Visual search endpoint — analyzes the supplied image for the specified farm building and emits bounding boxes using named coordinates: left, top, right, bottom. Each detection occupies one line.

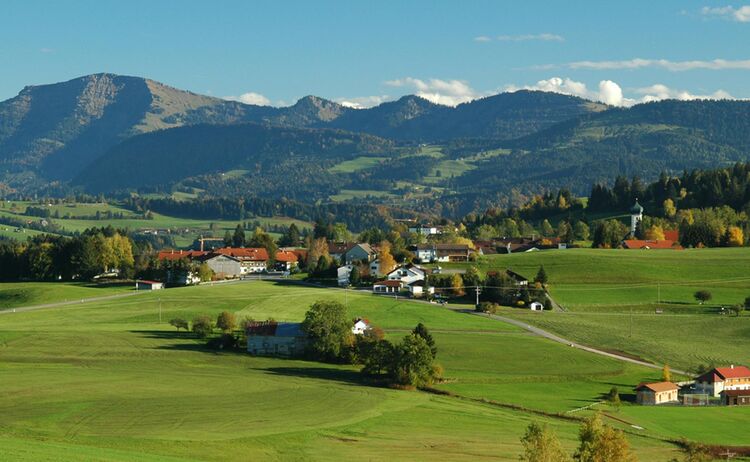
left=529, top=301, right=544, bottom=311
left=352, top=319, right=370, bottom=335
left=695, top=365, right=750, bottom=397
left=721, top=389, right=750, bottom=406
left=414, top=244, right=471, bottom=263
left=246, top=321, right=307, bottom=357
left=198, top=253, right=242, bottom=279
left=635, top=382, right=679, bottom=405
left=135, top=280, right=164, bottom=291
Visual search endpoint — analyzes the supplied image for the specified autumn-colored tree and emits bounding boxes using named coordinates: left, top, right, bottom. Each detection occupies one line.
left=662, top=364, right=671, bottom=382
left=663, top=198, right=676, bottom=218
left=451, top=273, right=465, bottom=297
left=574, top=413, right=636, bottom=462
left=307, top=237, right=330, bottom=268
left=519, top=422, right=570, bottom=462
left=216, top=311, right=237, bottom=333
left=644, top=225, right=665, bottom=241
left=378, top=240, right=397, bottom=275
left=726, top=226, right=744, bottom=247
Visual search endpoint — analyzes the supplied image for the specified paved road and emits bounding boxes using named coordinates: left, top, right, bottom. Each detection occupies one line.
left=469, top=310, right=688, bottom=375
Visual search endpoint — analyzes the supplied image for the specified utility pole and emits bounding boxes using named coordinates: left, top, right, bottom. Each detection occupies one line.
left=158, top=296, right=162, bottom=324
left=657, top=283, right=661, bottom=305
left=475, top=286, right=481, bottom=309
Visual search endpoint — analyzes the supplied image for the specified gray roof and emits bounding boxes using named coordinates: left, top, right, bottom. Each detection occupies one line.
left=274, top=322, right=305, bottom=337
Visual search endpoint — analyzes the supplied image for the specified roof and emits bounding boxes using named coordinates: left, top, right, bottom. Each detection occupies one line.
left=246, top=321, right=304, bottom=337
left=722, top=389, right=750, bottom=397
left=663, top=230, right=679, bottom=241
left=136, top=280, right=162, bottom=285
left=409, top=280, right=427, bottom=287
left=351, top=243, right=376, bottom=255
left=697, top=366, right=750, bottom=382
left=636, top=381, right=679, bottom=392
left=275, top=250, right=299, bottom=263
left=374, top=280, right=402, bottom=287
left=631, top=200, right=644, bottom=214
left=157, top=250, right=209, bottom=261
left=623, top=239, right=682, bottom=250
left=214, top=247, right=269, bottom=261
left=505, top=269, right=528, bottom=282
left=328, top=242, right=355, bottom=255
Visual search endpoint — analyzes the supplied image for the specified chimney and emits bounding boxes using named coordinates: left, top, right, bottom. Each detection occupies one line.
left=731, top=364, right=735, bottom=369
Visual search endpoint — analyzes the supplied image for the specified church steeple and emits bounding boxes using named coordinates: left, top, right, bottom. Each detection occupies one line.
left=630, top=199, right=644, bottom=235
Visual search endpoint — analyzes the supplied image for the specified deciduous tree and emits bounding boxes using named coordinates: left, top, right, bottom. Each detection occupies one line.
left=519, top=422, right=570, bottom=462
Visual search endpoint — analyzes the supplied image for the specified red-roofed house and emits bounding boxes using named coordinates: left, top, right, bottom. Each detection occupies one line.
left=157, top=250, right=209, bottom=261
left=695, top=365, right=750, bottom=397
left=275, top=250, right=300, bottom=271
left=214, top=247, right=269, bottom=273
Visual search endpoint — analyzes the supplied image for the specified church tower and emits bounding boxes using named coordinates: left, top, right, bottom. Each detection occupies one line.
left=630, top=199, right=644, bottom=236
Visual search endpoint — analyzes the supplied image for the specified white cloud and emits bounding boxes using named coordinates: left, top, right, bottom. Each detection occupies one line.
left=223, top=92, right=271, bottom=106
left=505, top=77, right=737, bottom=107
left=477, top=33, right=564, bottom=42
left=335, top=95, right=391, bottom=109
left=565, top=58, right=750, bottom=71
left=634, top=84, right=735, bottom=102
left=701, top=5, right=750, bottom=22
left=385, top=77, right=480, bottom=106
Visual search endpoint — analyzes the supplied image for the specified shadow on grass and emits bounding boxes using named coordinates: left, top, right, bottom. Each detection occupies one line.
left=262, top=366, right=366, bottom=386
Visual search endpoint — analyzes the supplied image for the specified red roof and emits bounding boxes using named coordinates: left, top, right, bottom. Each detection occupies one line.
left=697, top=366, right=750, bottom=382
left=157, top=250, right=208, bottom=261
left=275, top=250, right=299, bottom=263
left=623, top=239, right=682, bottom=250
left=374, top=280, right=402, bottom=287
left=663, top=230, right=679, bottom=241
left=214, top=247, right=269, bottom=261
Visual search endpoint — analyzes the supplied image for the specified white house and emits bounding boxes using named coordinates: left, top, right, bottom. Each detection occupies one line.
left=337, top=265, right=354, bottom=287
left=408, top=280, right=434, bottom=297
left=529, top=301, right=544, bottom=311
left=414, top=244, right=470, bottom=263
left=694, top=365, right=750, bottom=397
left=136, top=280, right=164, bottom=290
left=409, top=224, right=440, bottom=235
left=352, top=318, right=370, bottom=335
left=369, top=259, right=382, bottom=277
left=386, top=264, right=426, bottom=285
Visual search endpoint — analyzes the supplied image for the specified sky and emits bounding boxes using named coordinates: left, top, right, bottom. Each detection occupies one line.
left=1, top=0, right=750, bottom=108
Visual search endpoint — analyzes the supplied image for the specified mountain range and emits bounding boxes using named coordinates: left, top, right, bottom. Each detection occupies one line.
left=1, top=73, right=750, bottom=214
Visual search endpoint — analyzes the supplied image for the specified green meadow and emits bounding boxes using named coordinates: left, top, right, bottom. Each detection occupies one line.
left=1, top=279, right=749, bottom=460
left=0, top=282, right=133, bottom=310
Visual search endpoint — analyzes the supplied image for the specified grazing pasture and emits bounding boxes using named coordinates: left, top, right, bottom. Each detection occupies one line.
left=2, top=279, right=749, bottom=460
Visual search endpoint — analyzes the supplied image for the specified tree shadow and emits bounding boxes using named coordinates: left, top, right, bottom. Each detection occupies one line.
left=261, top=366, right=367, bottom=386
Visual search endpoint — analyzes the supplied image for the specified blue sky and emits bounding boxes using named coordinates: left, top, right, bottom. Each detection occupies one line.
left=1, top=0, right=749, bottom=107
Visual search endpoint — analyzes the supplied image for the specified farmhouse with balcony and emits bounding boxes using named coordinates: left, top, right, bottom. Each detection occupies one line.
left=414, top=243, right=470, bottom=263
left=694, top=365, right=750, bottom=397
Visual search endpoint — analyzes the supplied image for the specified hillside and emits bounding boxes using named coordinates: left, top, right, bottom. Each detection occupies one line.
left=75, top=123, right=394, bottom=194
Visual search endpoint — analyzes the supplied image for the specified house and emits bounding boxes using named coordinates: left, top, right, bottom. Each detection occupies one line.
left=157, top=249, right=209, bottom=261
left=529, top=301, right=544, bottom=311
left=505, top=269, right=529, bottom=286
left=408, top=280, right=434, bottom=297
left=274, top=250, right=299, bottom=271
left=373, top=280, right=402, bottom=294
left=408, top=224, right=440, bottom=235
left=214, top=247, right=269, bottom=273
left=386, top=264, right=426, bottom=285
left=414, top=244, right=470, bottom=263
left=721, top=389, right=750, bottom=406
left=328, top=242, right=352, bottom=262
left=635, top=382, right=680, bottom=405
left=197, top=253, right=243, bottom=279
left=136, top=280, right=164, bottom=291
left=246, top=321, right=307, bottom=357
left=337, top=264, right=354, bottom=287
left=345, top=243, right=376, bottom=264
left=352, top=318, right=370, bottom=335
left=369, top=259, right=382, bottom=277
left=695, top=365, right=750, bottom=397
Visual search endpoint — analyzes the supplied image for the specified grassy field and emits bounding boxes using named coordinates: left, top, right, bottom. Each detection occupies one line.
left=328, top=156, right=387, bottom=173
left=0, top=201, right=312, bottom=247
left=0, top=281, right=707, bottom=461
left=0, top=282, right=133, bottom=310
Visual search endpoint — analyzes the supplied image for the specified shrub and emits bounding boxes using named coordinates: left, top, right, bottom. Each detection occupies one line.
left=476, top=301, right=500, bottom=314
left=216, top=311, right=237, bottom=333
left=192, top=315, right=214, bottom=338
left=169, top=318, right=189, bottom=331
